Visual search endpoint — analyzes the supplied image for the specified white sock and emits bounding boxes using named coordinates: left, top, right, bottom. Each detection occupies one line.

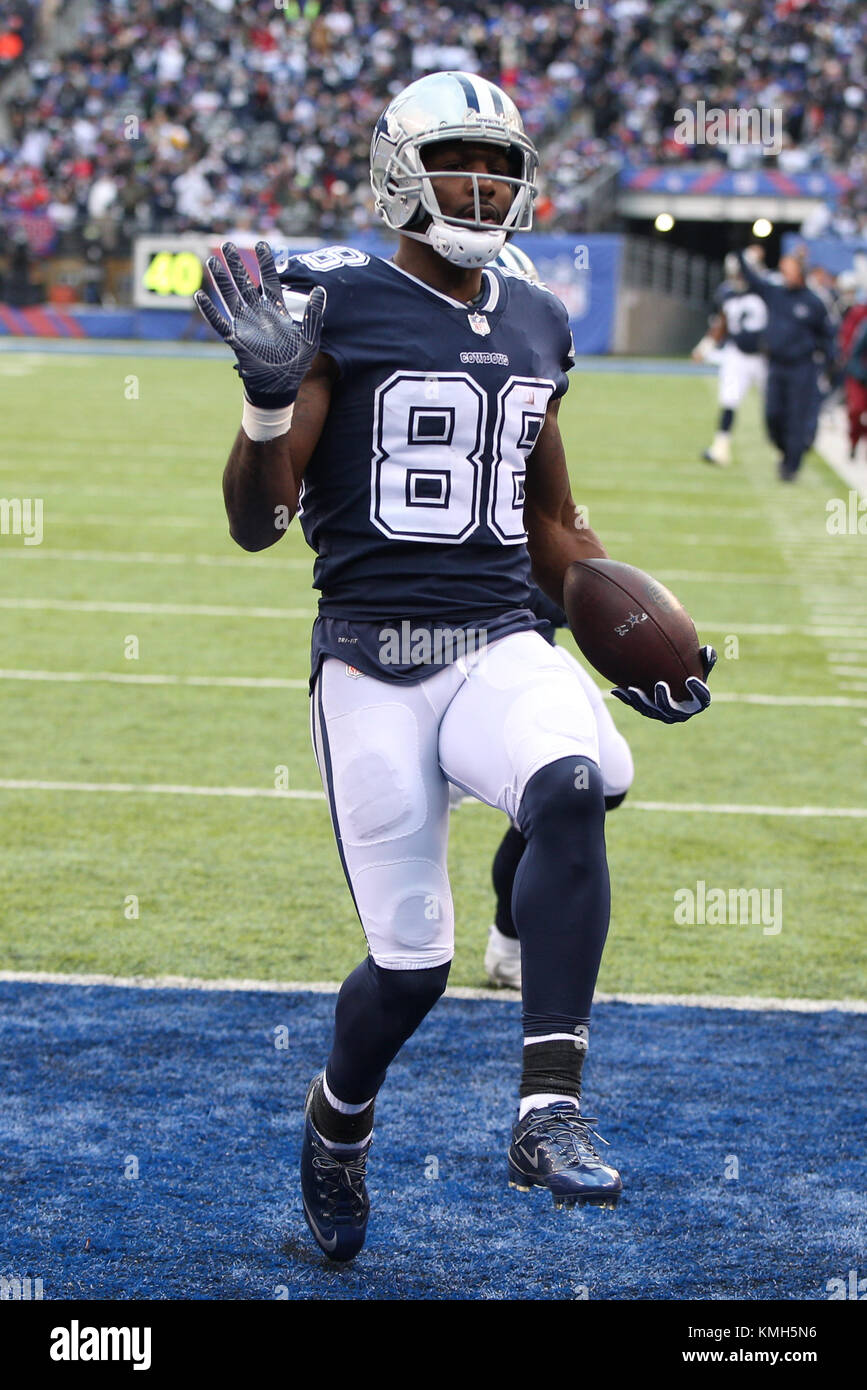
left=323, top=1075, right=374, bottom=1114
left=316, top=1129, right=373, bottom=1153
left=519, top=1093, right=580, bottom=1120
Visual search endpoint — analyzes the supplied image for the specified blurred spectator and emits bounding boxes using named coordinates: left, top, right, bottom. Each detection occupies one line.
left=0, top=1, right=33, bottom=69
left=839, top=282, right=867, bottom=459
left=1, top=0, right=865, bottom=266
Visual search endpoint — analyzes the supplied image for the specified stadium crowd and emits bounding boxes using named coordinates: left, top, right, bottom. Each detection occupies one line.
left=1, top=0, right=866, bottom=258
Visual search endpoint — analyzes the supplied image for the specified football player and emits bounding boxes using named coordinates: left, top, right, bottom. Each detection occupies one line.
left=693, top=252, right=768, bottom=467
left=196, top=70, right=715, bottom=1262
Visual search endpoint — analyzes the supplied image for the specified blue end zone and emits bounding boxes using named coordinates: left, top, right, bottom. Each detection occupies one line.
left=1, top=982, right=863, bottom=1301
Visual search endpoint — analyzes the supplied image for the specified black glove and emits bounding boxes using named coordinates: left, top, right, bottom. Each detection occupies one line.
left=195, top=240, right=326, bottom=407
left=611, top=646, right=717, bottom=724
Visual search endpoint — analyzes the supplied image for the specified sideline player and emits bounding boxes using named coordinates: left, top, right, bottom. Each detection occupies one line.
left=693, top=252, right=767, bottom=467
left=196, top=71, right=715, bottom=1261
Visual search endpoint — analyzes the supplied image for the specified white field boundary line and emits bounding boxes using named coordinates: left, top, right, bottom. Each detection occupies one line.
left=2, top=671, right=866, bottom=708
left=1, top=779, right=866, bottom=817
left=3, top=598, right=867, bottom=640
left=0, top=969, right=862, bottom=1014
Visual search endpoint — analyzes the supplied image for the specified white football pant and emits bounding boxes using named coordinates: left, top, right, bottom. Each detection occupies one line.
left=718, top=343, right=767, bottom=411
left=310, top=629, right=605, bottom=972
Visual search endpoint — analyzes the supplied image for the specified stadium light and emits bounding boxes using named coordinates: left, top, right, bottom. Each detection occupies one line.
left=752, top=218, right=773, bottom=238
left=654, top=212, right=675, bottom=233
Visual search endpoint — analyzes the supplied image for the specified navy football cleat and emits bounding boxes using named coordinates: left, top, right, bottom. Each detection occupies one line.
left=300, top=1074, right=372, bottom=1262
left=508, top=1102, right=622, bottom=1210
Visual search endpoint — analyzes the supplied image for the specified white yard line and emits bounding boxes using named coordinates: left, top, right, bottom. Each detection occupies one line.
left=0, top=598, right=313, bottom=619
left=706, top=693, right=867, bottom=707
left=2, top=599, right=867, bottom=642
left=0, top=779, right=322, bottom=798
left=624, top=800, right=867, bottom=817
left=3, top=599, right=865, bottom=638
left=0, top=778, right=864, bottom=816
left=0, top=549, right=835, bottom=584
left=1, top=668, right=865, bottom=707
left=0, top=547, right=308, bottom=569
left=0, top=669, right=308, bottom=689
left=39, top=514, right=225, bottom=529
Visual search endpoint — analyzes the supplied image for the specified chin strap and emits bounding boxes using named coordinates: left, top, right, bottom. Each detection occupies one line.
left=402, top=221, right=508, bottom=269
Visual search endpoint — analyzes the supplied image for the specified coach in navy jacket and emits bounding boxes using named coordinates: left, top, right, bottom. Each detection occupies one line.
left=737, top=247, right=836, bottom=480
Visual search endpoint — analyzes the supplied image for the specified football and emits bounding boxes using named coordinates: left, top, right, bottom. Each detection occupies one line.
left=563, top=558, right=704, bottom=700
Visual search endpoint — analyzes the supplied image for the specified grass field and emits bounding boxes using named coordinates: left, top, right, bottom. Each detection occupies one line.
left=1, top=348, right=865, bottom=1001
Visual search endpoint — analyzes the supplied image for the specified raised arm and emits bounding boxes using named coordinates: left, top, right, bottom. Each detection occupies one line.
left=736, top=247, right=774, bottom=300
left=523, top=396, right=608, bottom=606
left=195, top=240, right=333, bottom=551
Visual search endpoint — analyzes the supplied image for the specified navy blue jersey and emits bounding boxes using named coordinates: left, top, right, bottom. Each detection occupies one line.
left=276, top=246, right=575, bottom=626
left=713, top=282, right=767, bottom=354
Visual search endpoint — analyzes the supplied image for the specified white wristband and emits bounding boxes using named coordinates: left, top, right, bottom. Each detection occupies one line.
left=241, top=398, right=295, bottom=442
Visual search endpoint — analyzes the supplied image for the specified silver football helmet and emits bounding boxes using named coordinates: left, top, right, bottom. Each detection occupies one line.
left=370, top=71, right=539, bottom=269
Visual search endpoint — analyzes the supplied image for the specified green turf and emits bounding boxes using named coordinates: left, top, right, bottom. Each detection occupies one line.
left=1, top=351, right=865, bottom=998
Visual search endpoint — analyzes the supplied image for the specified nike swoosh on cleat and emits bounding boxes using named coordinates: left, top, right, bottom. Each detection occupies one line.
left=302, top=1198, right=338, bottom=1254
left=518, top=1144, right=541, bottom=1169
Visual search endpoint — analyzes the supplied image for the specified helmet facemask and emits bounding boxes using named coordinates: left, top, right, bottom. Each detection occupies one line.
left=388, top=133, right=537, bottom=268
left=371, top=73, right=540, bottom=270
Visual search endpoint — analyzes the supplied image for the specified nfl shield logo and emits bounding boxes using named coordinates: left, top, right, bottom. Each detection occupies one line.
left=468, top=312, right=491, bottom=337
